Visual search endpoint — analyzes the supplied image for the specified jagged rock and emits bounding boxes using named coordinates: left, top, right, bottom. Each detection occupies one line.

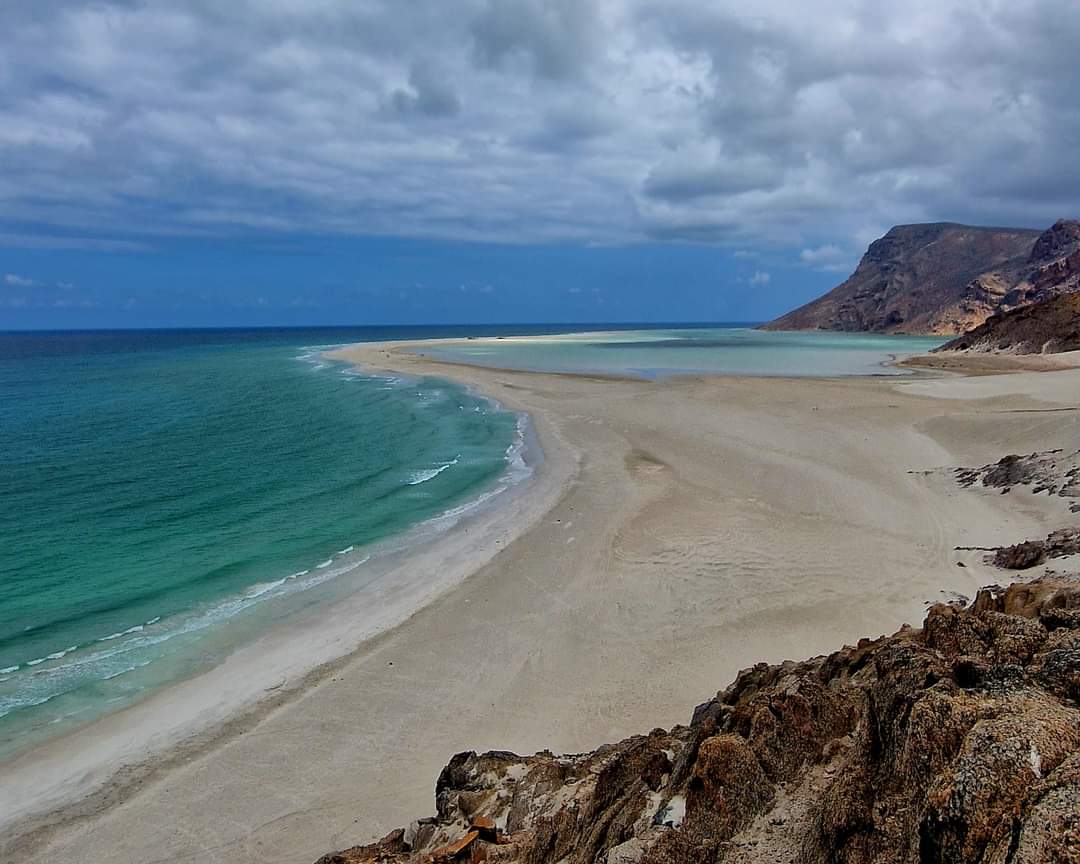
left=316, top=576, right=1080, bottom=864
left=316, top=829, right=408, bottom=864
left=470, top=817, right=498, bottom=843
left=954, top=450, right=1080, bottom=513
left=1007, top=753, right=1080, bottom=863
left=982, top=454, right=1045, bottom=489
left=991, top=528, right=1080, bottom=571
left=994, top=541, right=1047, bottom=570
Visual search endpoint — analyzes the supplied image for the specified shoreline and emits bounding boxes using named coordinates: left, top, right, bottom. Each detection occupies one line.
left=899, top=347, right=1080, bottom=375
left=0, top=347, right=577, bottom=858
left=5, top=340, right=1080, bottom=864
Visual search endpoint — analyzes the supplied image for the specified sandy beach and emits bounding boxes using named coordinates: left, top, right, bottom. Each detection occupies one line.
left=3, top=340, right=1079, bottom=864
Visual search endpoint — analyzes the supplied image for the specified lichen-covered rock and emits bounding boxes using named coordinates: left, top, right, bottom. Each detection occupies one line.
left=1005, top=752, right=1080, bottom=863
left=315, top=576, right=1080, bottom=864
left=921, top=699, right=1080, bottom=861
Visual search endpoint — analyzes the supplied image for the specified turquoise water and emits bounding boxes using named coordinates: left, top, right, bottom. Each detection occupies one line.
left=0, top=328, right=523, bottom=757
left=423, top=328, right=944, bottom=378
left=0, top=323, right=942, bottom=760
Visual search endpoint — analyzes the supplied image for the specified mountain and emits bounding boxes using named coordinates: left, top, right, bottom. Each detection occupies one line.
left=938, top=291, right=1080, bottom=354
left=317, top=575, right=1080, bottom=864
left=762, top=219, right=1080, bottom=335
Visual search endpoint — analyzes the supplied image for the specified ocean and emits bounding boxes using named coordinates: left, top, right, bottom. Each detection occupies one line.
left=0, top=324, right=940, bottom=759
left=0, top=326, right=542, bottom=759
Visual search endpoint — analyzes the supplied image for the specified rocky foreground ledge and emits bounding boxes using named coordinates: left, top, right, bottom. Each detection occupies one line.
left=317, top=577, right=1080, bottom=864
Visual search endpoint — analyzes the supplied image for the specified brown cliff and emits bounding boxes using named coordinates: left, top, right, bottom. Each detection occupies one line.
left=937, top=289, right=1080, bottom=355
left=763, top=219, right=1080, bottom=336
left=316, top=575, right=1080, bottom=864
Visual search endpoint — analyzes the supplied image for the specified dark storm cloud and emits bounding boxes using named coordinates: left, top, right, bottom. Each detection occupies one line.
left=1, top=0, right=1078, bottom=264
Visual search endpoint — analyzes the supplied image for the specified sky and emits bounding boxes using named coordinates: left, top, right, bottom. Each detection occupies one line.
left=2, top=0, right=1078, bottom=329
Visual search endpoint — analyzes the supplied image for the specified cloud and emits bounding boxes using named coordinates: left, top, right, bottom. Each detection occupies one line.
left=0, top=0, right=1077, bottom=262
left=520, top=101, right=617, bottom=152
left=749, top=270, right=770, bottom=286
left=798, top=243, right=854, bottom=272
left=470, top=0, right=599, bottom=81
left=1, top=273, right=90, bottom=309
left=387, top=61, right=461, bottom=117
left=800, top=245, right=843, bottom=264
left=0, top=233, right=150, bottom=251
left=643, top=147, right=783, bottom=201
left=48, top=297, right=98, bottom=308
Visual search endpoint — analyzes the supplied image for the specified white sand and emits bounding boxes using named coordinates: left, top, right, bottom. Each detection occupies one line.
left=3, top=343, right=1077, bottom=864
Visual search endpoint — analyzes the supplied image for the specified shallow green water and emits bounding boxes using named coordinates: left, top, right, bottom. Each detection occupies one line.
left=424, top=327, right=944, bottom=378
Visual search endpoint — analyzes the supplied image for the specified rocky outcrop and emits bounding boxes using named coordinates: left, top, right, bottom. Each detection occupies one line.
left=936, top=292, right=1080, bottom=354
left=762, top=219, right=1080, bottom=336
left=955, top=450, right=1080, bottom=511
left=990, top=530, right=1080, bottom=571
left=316, top=576, right=1080, bottom=864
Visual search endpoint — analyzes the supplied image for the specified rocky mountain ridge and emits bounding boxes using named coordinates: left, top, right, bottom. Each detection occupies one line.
left=763, top=219, right=1080, bottom=336
left=317, top=575, right=1080, bottom=864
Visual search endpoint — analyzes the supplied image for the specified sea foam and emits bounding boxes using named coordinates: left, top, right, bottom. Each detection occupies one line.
left=408, top=456, right=460, bottom=486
